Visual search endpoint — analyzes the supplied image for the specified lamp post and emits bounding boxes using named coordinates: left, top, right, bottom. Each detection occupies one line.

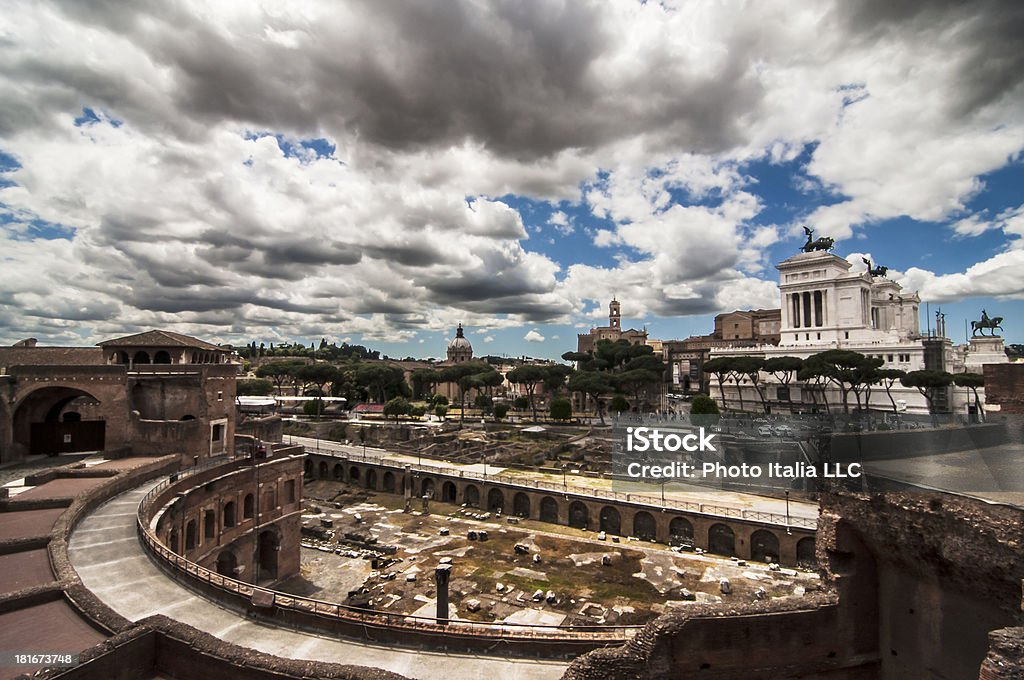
left=562, top=463, right=567, bottom=489
left=784, top=490, right=791, bottom=531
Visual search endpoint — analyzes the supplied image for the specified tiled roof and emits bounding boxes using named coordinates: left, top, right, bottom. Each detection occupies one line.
left=97, top=330, right=226, bottom=351
left=0, top=347, right=105, bottom=367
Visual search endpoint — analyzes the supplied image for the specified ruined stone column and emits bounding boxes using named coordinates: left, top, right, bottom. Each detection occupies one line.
left=403, top=464, right=413, bottom=513
left=435, top=564, right=452, bottom=623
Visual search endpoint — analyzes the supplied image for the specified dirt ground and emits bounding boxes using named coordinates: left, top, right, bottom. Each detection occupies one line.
left=278, top=480, right=820, bottom=627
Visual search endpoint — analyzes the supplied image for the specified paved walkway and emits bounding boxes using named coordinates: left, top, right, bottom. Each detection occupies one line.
left=68, top=481, right=569, bottom=680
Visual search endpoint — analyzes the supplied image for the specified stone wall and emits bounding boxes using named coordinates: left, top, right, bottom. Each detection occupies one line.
left=984, top=364, right=1024, bottom=414
left=151, top=450, right=304, bottom=584
left=563, top=490, right=1024, bottom=680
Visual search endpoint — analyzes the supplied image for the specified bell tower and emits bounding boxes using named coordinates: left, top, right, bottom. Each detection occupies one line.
left=609, top=297, right=621, bottom=331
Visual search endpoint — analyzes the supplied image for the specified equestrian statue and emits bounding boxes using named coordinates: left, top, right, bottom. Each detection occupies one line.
left=861, top=257, right=888, bottom=277
left=971, top=309, right=1004, bottom=337
left=801, top=226, right=834, bottom=252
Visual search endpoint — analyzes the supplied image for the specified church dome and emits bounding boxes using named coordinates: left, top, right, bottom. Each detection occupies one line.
left=447, top=323, right=473, bottom=362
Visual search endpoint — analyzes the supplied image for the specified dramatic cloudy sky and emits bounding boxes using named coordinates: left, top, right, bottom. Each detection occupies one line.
left=2, top=0, right=1023, bottom=358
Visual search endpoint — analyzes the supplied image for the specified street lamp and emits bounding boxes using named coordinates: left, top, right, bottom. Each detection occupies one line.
left=784, top=490, right=791, bottom=534
left=561, top=463, right=567, bottom=489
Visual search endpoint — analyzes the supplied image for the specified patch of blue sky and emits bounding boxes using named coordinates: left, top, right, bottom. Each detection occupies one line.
left=73, top=107, right=122, bottom=128
left=0, top=211, right=75, bottom=241
left=243, top=131, right=337, bottom=162
left=494, top=193, right=621, bottom=274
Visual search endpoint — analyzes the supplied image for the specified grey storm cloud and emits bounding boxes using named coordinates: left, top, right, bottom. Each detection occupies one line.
left=8, top=0, right=765, bottom=158
left=837, top=0, right=1024, bottom=118
left=2, top=0, right=1023, bottom=347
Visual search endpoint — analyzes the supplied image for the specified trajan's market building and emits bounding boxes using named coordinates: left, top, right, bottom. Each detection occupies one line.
left=708, top=246, right=1008, bottom=415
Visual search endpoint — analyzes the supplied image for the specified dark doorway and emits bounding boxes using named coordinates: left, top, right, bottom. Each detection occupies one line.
left=487, top=488, right=504, bottom=513
left=421, top=478, right=436, bottom=499
left=257, top=529, right=279, bottom=580
left=797, top=537, right=817, bottom=567
left=599, top=506, right=621, bottom=535
left=539, top=496, right=558, bottom=523
left=383, top=471, right=396, bottom=492
left=365, top=469, right=377, bottom=490
left=15, top=387, right=106, bottom=456
left=463, top=484, right=480, bottom=507
left=633, top=511, right=656, bottom=541
left=568, top=501, right=589, bottom=529
left=216, top=550, right=237, bottom=577
left=669, top=517, right=694, bottom=546
left=708, top=524, right=735, bottom=556
left=513, top=492, right=530, bottom=518
left=751, top=530, right=780, bottom=563
left=441, top=481, right=457, bottom=503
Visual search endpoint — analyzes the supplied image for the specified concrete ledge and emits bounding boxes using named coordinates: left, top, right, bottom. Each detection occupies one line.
left=0, top=582, right=65, bottom=615
left=22, top=615, right=412, bottom=680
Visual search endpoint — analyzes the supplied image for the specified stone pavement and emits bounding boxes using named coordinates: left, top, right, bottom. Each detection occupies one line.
left=68, top=482, right=569, bottom=680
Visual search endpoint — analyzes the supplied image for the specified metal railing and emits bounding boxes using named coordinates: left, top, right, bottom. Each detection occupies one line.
left=137, top=461, right=642, bottom=641
left=305, top=446, right=817, bottom=530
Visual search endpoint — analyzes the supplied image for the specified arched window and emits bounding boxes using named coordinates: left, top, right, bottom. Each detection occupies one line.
left=185, top=519, right=197, bottom=550
left=223, top=501, right=236, bottom=528
left=203, top=509, right=216, bottom=539
left=243, top=493, right=254, bottom=519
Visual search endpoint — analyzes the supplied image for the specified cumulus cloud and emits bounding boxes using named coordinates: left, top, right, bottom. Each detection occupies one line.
left=0, top=0, right=1021, bottom=346
left=524, top=329, right=545, bottom=343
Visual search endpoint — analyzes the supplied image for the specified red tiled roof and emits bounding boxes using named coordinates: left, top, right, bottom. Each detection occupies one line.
left=97, top=329, right=226, bottom=351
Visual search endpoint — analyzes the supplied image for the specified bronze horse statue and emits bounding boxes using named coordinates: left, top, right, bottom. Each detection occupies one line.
left=971, top=310, right=1004, bottom=337
left=861, top=257, right=888, bottom=277
left=802, top=226, right=834, bottom=252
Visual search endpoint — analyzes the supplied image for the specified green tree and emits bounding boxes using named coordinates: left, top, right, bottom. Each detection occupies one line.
left=435, top=405, right=448, bottom=420
left=255, top=360, right=304, bottom=394
left=805, top=350, right=870, bottom=413
left=236, top=378, right=274, bottom=396
left=764, top=356, right=803, bottom=412
left=411, top=368, right=441, bottom=399
left=294, top=363, right=340, bottom=399
left=550, top=397, right=572, bottom=421
left=409, top=405, right=427, bottom=418
left=875, top=368, right=907, bottom=414
left=507, top=364, right=548, bottom=422
left=690, top=394, right=720, bottom=415
left=542, top=364, right=574, bottom=396
left=953, top=372, right=985, bottom=422
left=513, top=396, right=530, bottom=410
left=383, top=396, right=411, bottom=422
left=701, top=357, right=733, bottom=410
left=729, top=356, right=767, bottom=413
left=608, top=395, right=630, bottom=413
left=432, top=394, right=449, bottom=406
left=303, top=397, right=325, bottom=417
left=494, top=403, right=509, bottom=421
left=901, top=370, right=954, bottom=414
left=568, top=371, right=613, bottom=425
left=355, top=363, right=407, bottom=403
left=474, top=394, right=494, bottom=414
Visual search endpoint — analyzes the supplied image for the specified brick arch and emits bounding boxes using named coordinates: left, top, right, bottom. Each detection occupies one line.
left=632, top=511, right=656, bottom=541
left=600, top=506, right=621, bottom=535
left=539, top=496, right=559, bottom=523
left=751, top=529, right=780, bottom=563
left=487, top=488, right=504, bottom=512
left=463, top=484, right=480, bottom=507
left=708, top=523, right=736, bottom=556
left=11, top=385, right=108, bottom=457
left=513, top=492, right=530, bottom=518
